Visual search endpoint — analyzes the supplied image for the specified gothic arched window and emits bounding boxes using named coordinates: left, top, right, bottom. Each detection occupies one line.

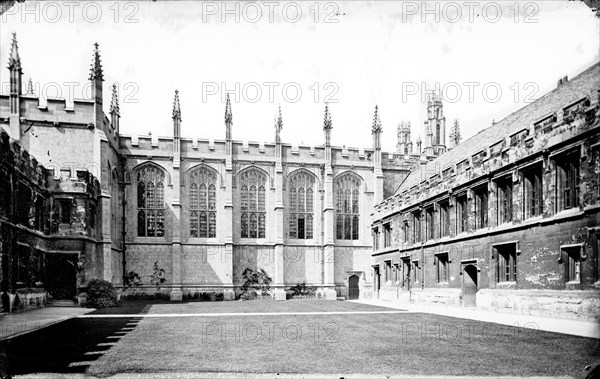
left=240, top=168, right=267, bottom=238
left=335, top=174, right=360, bottom=240
left=189, top=167, right=217, bottom=238
left=288, top=171, right=315, bottom=239
left=137, top=165, right=165, bottom=237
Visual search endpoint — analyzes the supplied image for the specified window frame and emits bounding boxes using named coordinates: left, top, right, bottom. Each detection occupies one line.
left=456, top=194, right=468, bottom=234
left=435, top=252, right=449, bottom=284
left=439, top=199, right=450, bottom=238
left=496, top=176, right=513, bottom=225
left=425, top=206, right=435, bottom=240
left=413, top=210, right=422, bottom=243
left=474, top=185, right=489, bottom=229
left=383, top=222, right=391, bottom=248
left=288, top=171, right=316, bottom=240
left=189, top=167, right=218, bottom=239
left=335, top=174, right=361, bottom=241
left=494, top=243, right=517, bottom=283
left=554, top=149, right=580, bottom=212
left=136, top=165, right=166, bottom=238
left=522, top=163, right=543, bottom=219
left=239, top=168, right=267, bottom=239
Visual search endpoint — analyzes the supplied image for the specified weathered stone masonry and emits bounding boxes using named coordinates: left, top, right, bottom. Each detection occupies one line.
left=371, top=63, right=600, bottom=320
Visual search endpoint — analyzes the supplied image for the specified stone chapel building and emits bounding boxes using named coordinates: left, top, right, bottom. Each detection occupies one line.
left=1, top=34, right=598, bottom=320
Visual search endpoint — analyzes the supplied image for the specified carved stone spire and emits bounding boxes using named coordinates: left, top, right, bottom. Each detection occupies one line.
left=88, top=42, right=104, bottom=81
left=323, top=103, right=332, bottom=130
left=172, top=89, right=181, bottom=121
left=26, top=78, right=34, bottom=95
left=372, top=105, right=382, bottom=134
left=8, top=32, right=22, bottom=72
left=449, top=119, right=461, bottom=148
left=109, top=83, right=119, bottom=116
left=276, top=105, right=283, bottom=132
left=225, top=93, right=233, bottom=124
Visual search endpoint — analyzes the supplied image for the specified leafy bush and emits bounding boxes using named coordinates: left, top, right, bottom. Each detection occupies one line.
left=184, top=291, right=225, bottom=302
left=85, top=279, right=118, bottom=308
left=239, top=268, right=272, bottom=299
left=150, top=261, right=167, bottom=290
left=123, top=270, right=142, bottom=289
left=289, top=282, right=316, bottom=297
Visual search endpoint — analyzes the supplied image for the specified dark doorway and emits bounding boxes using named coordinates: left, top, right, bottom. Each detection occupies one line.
left=463, top=264, right=478, bottom=307
left=44, top=253, right=78, bottom=300
left=348, top=275, right=359, bottom=300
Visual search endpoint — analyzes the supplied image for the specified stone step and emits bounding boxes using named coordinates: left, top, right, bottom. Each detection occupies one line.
left=50, top=300, right=78, bottom=307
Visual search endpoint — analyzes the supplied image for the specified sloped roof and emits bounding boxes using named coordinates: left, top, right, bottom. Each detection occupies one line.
left=395, top=62, right=600, bottom=196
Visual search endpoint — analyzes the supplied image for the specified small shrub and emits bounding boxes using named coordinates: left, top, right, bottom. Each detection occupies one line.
left=85, top=279, right=118, bottom=308
left=240, top=268, right=272, bottom=299
left=123, top=270, right=143, bottom=289
left=290, top=282, right=316, bottom=297
left=215, top=292, right=224, bottom=301
left=240, top=289, right=257, bottom=300
left=150, top=261, right=167, bottom=290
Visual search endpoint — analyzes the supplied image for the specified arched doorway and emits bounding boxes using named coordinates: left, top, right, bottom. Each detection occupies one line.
left=462, top=264, right=478, bottom=307
left=348, top=275, right=359, bottom=300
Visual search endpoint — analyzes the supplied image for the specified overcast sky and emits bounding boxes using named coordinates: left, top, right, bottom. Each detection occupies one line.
left=1, top=1, right=598, bottom=152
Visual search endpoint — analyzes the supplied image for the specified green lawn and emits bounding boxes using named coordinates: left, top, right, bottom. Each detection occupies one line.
left=6, top=300, right=599, bottom=377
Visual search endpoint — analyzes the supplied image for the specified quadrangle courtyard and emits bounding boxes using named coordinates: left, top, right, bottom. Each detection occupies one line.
left=1, top=300, right=598, bottom=377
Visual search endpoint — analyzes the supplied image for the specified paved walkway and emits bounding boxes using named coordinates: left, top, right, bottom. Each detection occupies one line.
left=0, top=306, right=93, bottom=340
left=352, top=299, right=600, bottom=339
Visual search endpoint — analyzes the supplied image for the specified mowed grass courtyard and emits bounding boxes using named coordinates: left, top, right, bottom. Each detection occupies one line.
left=3, top=300, right=598, bottom=377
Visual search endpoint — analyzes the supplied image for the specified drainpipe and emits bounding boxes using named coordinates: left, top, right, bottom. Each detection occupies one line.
left=120, top=157, right=127, bottom=287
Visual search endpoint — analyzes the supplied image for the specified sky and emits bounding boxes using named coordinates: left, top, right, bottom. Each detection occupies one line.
left=1, top=1, right=598, bottom=152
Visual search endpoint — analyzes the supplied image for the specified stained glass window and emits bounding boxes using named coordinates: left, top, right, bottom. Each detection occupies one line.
left=189, top=167, right=217, bottom=238
left=335, top=174, right=360, bottom=240
left=288, top=171, right=315, bottom=239
left=239, top=169, right=267, bottom=238
left=137, top=165, right=165, bottom=237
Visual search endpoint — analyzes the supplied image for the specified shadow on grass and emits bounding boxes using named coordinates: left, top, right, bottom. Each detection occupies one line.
left=2, top=301, right=156, bottom=376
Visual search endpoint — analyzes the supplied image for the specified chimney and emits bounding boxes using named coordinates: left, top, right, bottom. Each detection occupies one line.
left=557, top=75, right=569, bottom=87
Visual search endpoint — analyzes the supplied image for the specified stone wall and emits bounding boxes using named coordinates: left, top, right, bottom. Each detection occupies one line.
left=477, top=289, right=600, bottom=321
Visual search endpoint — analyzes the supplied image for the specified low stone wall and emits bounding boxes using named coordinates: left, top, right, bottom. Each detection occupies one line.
left=477, top=289, right=600, bottom=321
left=377, top=287, right=462, bottom=306
left=9, top=291, right=49, bottom=313
left=413, top=288, right=462, bottom=306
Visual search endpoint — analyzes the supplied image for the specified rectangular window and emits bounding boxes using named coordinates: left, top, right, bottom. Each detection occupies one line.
left=436, top=253, right=449, bottom=283
left=456, top=194, right=468, bottom=233
left=523, top=163, right=543, bottom=219
left=426, top=206, right=435, bottom=240
left=401, top=258, right=411, bottom=288
left=372, top=227, right=380, bottom=250
left=555, top=150, right=580, bottom=212
left=495, top=243, right=517, bottom=282
left=497, top=177, right=513, bottom=224
left=403, top=221, right=409, bottom=243
left=439, top=200, right=450, bottom=237
left=57, top=199, right=72, bottom=224
left=474, top=186, right=488, bottom=229
left=562, top=246, right=582, bottom=283
left=384, top=260, right=392, bottom=282
left=383, top=223, right=391, bottom=248
left=413, top=211, right=422, bottom=243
